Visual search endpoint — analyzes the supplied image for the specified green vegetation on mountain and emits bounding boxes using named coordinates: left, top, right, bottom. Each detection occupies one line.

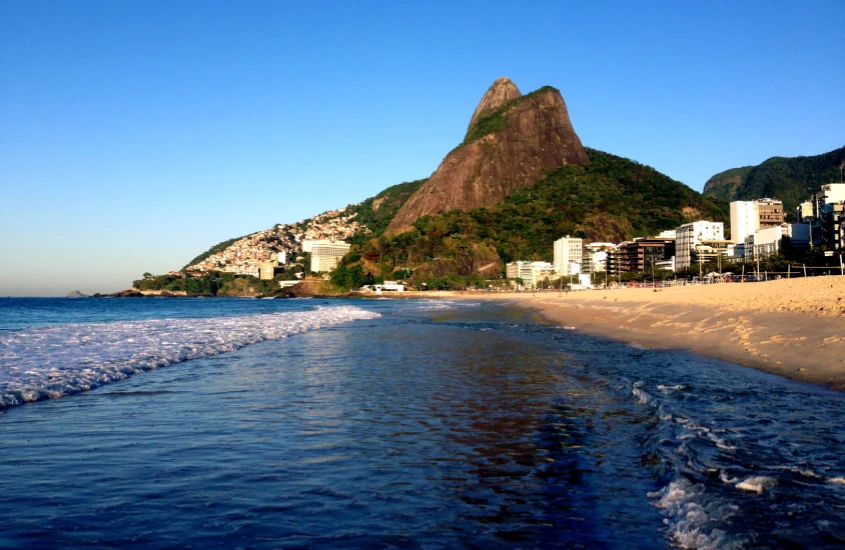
left=702, top=166, right=754, bottom=201
left=133, top=268, right=304, bottom=297
left=345, top=179, right=426, bottom=242
left=703, top=146, right=845, bottom=213
left=353, top=148, right=729, bottom=280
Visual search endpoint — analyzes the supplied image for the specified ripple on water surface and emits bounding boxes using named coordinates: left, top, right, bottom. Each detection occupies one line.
left=1, top=299, right=844, bottom=549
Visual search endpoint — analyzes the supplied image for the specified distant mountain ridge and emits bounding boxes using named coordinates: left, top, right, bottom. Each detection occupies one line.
left=703, top=146, right=845, bottom=213
left=702, top=166, right=754, bottom=201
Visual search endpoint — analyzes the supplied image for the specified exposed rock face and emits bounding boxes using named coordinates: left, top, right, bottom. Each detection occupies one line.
left=466, top=77, right=522, bottom=135
left=387, top=79, right=590, bottom=234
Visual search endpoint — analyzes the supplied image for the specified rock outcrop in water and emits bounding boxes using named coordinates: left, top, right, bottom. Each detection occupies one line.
left=386, top=78, right=590, bottom=234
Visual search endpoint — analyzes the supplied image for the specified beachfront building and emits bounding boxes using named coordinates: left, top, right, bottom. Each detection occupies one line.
left=730, top=201, right=756, bottom=244
left=506, top=261, right=554, bottom=290
left=675, top=221, right=725, bottom=271
left=819, top=202, right=845, bottom=249
left=310, top=240, right=351, bottom=273
left=812, top=184, right=845, bottom=220
left=553, top=236, right=583, bottom=276
left=616, top=238, right=676, bottom=273
left=581, top=242, right=615, bottom=274
left=743, top=223, right=811, bottom=262
left=729, top=199, right=785, bottom=244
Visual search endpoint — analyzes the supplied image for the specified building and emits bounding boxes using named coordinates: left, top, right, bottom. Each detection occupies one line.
left=813, top=184, right=845, bottom=220
left=581, top=242, right=615, bottom=274
left=278, top=251, right=287, bottom=265
left=729, top=199, right=785, bottom=244
left=675, top=221, right=725, bottom=270
left=259, top=261, right=276, bottom=280
left=310, top=241, right=351, bottom=273
left=506, top=261, right=555, bottom=290
left=757, top=199, right=785, bottom=230
left=553, top=235, right=583, bottom=276
left=743, top=223, right=811, bottom=262
left=730, top=201, right=757, bottom=244
left=797, top=201, right=814, bottom=223
left=616, top=238, right=676, bottom=272
left=378, top=281, right=405, bottom=292
left=790, top=223, right=811, bottom=249
left=820, top=202, right=845, bottom=249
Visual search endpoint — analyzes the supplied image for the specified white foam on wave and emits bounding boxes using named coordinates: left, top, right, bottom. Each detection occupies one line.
left=649, top=479, right=742, bottom=549
left=829, top=477, right=845, bottom=485
left=735, top=476, right=776, bottom=494
left=0, top=306, right=380, bottom=409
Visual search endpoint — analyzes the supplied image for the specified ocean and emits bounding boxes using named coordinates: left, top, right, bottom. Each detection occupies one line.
left=1, top=297, right=844, bottom=549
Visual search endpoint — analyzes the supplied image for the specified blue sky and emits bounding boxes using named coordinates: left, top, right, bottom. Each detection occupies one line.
left=2, top=0, right=843, bottom=295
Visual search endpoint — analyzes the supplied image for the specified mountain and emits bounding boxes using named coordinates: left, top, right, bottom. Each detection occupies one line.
left=385, top=78, right=590, bottom=234
left=702, top=166, right=754, bottom=201
left=356, top=148, right=729, bottom=283
left=144, top=77, right=730, bottom=290
left=703, top=146, right=845, bottom=213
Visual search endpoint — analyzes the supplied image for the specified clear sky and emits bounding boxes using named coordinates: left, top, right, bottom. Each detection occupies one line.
left=1, top=0, right=843, bottom=296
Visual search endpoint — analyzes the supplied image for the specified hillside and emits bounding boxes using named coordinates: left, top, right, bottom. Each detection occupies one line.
left=354, top=148, right=729, bottom=283
left=702, top=166, right=754, bottom=201
left=386, top=78, right=590, bottom=234
left=703, top=146, right=845, bottom=213
left=344, top=179, right=426, bottom=243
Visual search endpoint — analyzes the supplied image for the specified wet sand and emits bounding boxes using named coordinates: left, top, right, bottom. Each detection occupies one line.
left=429, top=278, right=845, bottom=390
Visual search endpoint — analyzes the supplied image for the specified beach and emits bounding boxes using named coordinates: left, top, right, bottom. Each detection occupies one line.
left=451, top=277, right=845, bottom=390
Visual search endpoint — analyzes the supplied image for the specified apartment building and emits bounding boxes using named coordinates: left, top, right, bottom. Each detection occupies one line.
left=730, top=199, right=785, bottom=244
left=506, top=261, right=555, bottom=290
left=310, top=241, right=351, bottom=273
left=581, top=242, right=615, bottom=274
left=616, top=238, right=676, bottom=272
left=744, top=224, right=810, bottom=262
left=553, top=235, right=583, bottom=276
left=675, top=221, right=725, bottom=270
left=812, top=184, right=845, bottom=219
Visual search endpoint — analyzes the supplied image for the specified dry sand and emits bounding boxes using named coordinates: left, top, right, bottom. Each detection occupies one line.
left=433, top=278, right=845, bottom=390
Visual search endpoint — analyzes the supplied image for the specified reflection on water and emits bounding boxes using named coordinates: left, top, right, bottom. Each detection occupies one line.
left=0, top=299, right=844, bottom=549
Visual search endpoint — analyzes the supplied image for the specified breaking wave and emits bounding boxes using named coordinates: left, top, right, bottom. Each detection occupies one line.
left=0, top=306, right=380, bottom=409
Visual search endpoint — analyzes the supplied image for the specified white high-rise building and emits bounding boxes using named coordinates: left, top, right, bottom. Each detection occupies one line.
left=553, top=235, right=583, bottom=276
left=310, top=241, right=351, bottom=273
left=730, top=199, right=785, bottom=244
left=675, top=221, right=724, bottom=270
left=730, top=201, right=757, bottom=244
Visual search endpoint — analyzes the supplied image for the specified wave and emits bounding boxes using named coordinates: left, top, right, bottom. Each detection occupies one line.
left=0, top=306, right=379, bottom=409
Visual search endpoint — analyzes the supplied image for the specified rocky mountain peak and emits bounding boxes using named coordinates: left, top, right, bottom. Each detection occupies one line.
left=466, top=77, right=522, bottom=136
left=386, top=81, right=589, bottom=234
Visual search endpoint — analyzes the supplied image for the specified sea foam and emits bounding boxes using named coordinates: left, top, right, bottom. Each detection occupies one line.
left=0, top=306, right=380, bottom=409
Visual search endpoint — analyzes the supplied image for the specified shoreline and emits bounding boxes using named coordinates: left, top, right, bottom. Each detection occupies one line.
left=415, top=279, right=845, bottom=391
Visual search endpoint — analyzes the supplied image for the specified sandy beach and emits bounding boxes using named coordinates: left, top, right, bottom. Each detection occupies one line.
left=424, top=278, right=845, bottom=390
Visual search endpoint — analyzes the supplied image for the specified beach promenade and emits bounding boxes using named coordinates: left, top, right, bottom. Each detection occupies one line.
left=428, top=278, right=845, bottom=390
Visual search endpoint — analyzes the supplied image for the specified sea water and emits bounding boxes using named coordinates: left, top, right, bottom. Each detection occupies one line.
left=1, top=297, right=844, bottom=549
